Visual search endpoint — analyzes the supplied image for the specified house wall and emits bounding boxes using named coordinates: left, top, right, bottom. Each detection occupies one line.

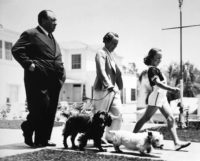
left=60, top=46, right=97, bottom=101
left=0, top=27, right=137, bottom=108
left=122, top=74, right=137, bottom=103
left=0, top=28, right=26, bottom=108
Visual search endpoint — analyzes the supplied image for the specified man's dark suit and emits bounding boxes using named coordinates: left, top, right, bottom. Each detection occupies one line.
left=12, top=26, right=66, bottom=144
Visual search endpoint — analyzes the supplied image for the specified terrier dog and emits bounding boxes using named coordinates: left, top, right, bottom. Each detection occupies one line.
left=150, top=131, right=164, bottom=149
left=62, top=111, right=112, bottom=151
left=108, top=130, right=164, bottom=155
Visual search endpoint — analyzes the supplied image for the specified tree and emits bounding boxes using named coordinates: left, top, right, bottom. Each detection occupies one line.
left=122, top=62, right=137, bottom=75
left=166, top=62, right=200, bottom=99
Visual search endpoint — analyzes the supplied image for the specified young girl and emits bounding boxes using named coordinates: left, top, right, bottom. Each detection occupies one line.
left=133, top=48, right=190, bottom=151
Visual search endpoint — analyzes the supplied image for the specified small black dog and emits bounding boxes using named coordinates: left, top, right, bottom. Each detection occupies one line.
left=62, top=111, right=112, bottom=151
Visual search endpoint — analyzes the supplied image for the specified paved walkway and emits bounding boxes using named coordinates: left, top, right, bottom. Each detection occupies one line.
left=0, top=122, right=199, bottom=161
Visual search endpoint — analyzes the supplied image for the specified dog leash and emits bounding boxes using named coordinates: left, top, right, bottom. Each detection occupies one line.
left=81, top=90, right=116, bottom=114
left=82, top=90, right=116, bottom=101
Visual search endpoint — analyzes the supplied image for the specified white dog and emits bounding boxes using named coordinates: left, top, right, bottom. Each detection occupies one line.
left=108, top=130, right=164, bottom=155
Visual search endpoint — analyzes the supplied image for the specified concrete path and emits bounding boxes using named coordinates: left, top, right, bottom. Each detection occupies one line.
left=0, top=122, right=199, bottom=161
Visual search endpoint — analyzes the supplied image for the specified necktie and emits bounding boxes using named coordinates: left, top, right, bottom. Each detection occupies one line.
left=48, top=33, right=53, bottom=40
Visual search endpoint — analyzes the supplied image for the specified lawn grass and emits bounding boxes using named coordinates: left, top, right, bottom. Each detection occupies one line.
left=1, top=149, right=164, bottom=161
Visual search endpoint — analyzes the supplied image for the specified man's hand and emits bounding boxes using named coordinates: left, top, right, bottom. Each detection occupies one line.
left=29, top=63, right=35, bottom=72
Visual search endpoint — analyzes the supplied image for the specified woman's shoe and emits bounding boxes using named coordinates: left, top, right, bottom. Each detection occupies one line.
left=175, top=142, right=191, bottom=151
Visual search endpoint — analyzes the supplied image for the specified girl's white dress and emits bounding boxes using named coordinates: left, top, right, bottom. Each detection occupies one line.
left=148, top=66, right=168, bottom=108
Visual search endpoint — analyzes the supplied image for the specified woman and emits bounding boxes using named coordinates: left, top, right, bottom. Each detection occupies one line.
left=92, top=32, right=123, bottom=142
left=133, top=48, right=190, bottom=151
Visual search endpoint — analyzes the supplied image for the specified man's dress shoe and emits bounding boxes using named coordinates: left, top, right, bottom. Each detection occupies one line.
left=21, top=122, right=34, bottom=147
left=35, top=141, right=56, bottom=147
left=34, top=143, right=46, bottom=148
left=45, top=141, right=56, bottom=146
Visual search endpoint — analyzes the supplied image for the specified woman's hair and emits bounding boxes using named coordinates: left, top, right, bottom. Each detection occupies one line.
left=103, top=32, right=119, bottom=44
left=144, top=48, right=162, bottom=65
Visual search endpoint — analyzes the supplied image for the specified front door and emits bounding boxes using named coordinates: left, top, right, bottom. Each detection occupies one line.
left=73, top=84, right=82, bottom=102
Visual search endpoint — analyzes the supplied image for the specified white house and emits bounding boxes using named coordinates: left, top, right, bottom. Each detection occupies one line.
left=60, top=41, right=137, bottom=104
left=0, top=26, right=137, bottom=111
left=59, top=41, right=98, bottom=103
left=0, top=25, right=26, bottom=109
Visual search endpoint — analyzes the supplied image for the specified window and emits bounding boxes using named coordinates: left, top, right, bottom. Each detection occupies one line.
left=5, top=41, right=12, bottom=60
left=72, top=54, right=81, bottom=69
left=131, top=88, right=136, bottom=101
left=0, top=40, right=2, bottom=59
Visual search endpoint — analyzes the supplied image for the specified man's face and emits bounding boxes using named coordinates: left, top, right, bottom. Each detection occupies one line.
left=43, top=11, right=57, bottom=33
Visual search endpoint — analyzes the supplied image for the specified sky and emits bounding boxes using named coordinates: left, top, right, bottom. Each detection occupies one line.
left=0, top=0, right=200, bottom=72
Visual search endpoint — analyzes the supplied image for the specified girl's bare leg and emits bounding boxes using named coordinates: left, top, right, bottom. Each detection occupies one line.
left=159, top=102, right=180, bottom=145
left=159, top=102, right=191, bottom=150
left=133, top=105, right=158, bottom=133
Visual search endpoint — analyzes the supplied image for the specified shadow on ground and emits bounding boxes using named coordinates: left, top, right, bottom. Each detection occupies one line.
left=0, top=143, right=33, bottom=150
left=0, top=149, right=164, bottom=161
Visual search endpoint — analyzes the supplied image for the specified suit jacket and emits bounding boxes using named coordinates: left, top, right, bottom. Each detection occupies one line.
left=12, top=26, right=66, bottom=84
left=93, top=47, right=123, bottom=91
